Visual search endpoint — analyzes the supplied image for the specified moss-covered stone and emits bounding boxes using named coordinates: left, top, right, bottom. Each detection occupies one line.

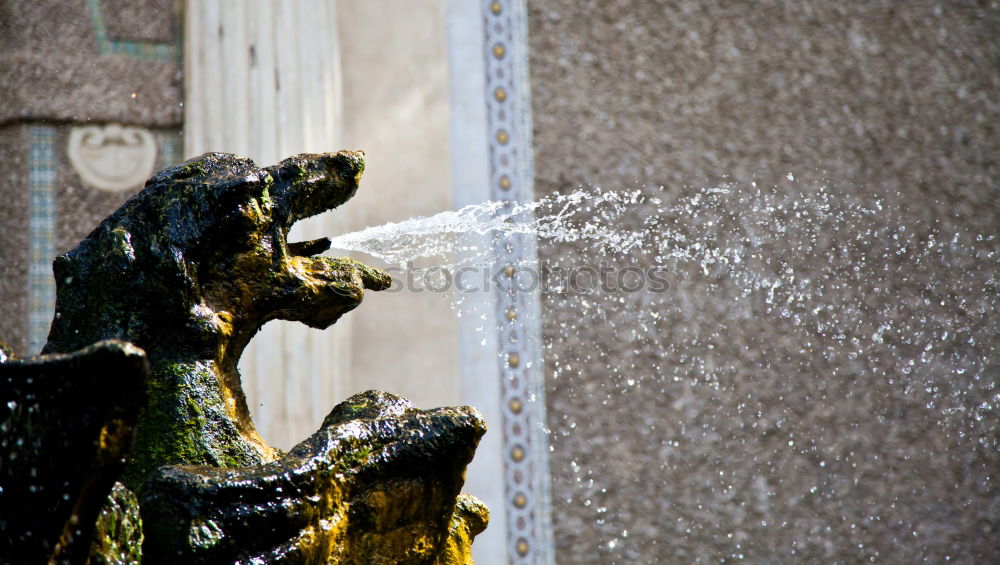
left=140, top=390, right=488, bottom=564
left=42, top=151, right=391, bottom=490
left=26, top=151, right=489, bottom=563
left=89, top=482, right=144, bottom=565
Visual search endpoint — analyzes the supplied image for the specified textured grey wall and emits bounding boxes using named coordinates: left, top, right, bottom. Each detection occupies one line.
left=0, top=0, right=182, bottom=126
left=528, top=1, right=998, bottom=563
left=0, top=125, right=29, bottom=354
left=0, top=0, right=182, bottom=355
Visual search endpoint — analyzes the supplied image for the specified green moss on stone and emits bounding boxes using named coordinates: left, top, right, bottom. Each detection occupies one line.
left=37, top=151, right=487, bottom=563
left=89, top=482, right=144, bottom=565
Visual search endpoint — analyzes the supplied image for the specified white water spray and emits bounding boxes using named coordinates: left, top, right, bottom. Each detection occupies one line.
left=327, top=180, right=997, bottom=561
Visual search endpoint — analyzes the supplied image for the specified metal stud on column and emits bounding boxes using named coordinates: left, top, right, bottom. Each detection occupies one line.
left=481, top=1, right=555, bottom=563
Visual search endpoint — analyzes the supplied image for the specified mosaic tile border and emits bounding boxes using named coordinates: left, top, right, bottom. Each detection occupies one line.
left=26, top=126, right=179, bottom=356
left=27, top=126, right=56, bottom=354
left=155, top=130, right=183, bottom=169
left=482, top=1, right=555, bottom=563
left=24, top=0, right=184, bottom=354
left=86, top=0, right=181, bottom=63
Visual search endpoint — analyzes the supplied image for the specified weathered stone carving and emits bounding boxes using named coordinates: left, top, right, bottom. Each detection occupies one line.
left=67, top=124, right=159, bottom=193
left=44, top=150, right=392, bottom=488
left=2, top=151, right=488, bottom=563
left=141, top=390, right=486, bottom=564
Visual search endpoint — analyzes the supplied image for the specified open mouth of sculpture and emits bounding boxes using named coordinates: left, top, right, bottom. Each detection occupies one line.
left=201, top=150, right=394, bottom=333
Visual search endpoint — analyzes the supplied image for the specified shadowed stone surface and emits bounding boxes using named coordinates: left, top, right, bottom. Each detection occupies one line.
left=0, top=340, right=149, bottom=564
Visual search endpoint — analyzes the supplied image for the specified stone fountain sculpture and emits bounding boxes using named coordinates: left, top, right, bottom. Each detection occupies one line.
left=0, top=151, right=488, bottom=563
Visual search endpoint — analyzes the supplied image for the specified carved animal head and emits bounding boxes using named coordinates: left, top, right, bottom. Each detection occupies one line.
left=44, top=151, right=390, bottom=367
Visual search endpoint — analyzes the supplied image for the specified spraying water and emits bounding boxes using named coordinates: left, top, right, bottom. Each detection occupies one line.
left=328, top=189, right=647, bottom=267
left=330, top=182, right=993, bottom=327
left=329, top=181, right=998, bottom=562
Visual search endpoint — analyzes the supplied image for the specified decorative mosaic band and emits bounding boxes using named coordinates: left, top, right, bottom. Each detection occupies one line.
left=86, top=0, right=181, bottom=62
left=156, top=130, right=183, bottom=170
left=27, top=126, right=57, bottom=354
left=482, top=1, right=556, bottom=563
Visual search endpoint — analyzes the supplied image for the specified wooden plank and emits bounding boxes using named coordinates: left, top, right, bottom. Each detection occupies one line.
left=260, top=0, right=279, bottom=164
left=299, top=0, right=319, bottom=152
left=185, top=0, right=353, bottom=450
left=245, top=0, right=282, bottom=443
left=275, top=2, right=301, bottom=158
left=245, top=3, right=261, bottom=164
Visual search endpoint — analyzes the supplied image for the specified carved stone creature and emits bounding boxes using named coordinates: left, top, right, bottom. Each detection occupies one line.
left=44, top=151, right=389, bottom=486
left=28, top=151, right=487, bottom=563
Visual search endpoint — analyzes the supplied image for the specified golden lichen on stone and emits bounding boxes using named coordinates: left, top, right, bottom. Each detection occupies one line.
left=139, top=390, right=488, bottom=564
left=44, top=151, right=385, bottom=490
left=434, top=495, right=491, bottom=565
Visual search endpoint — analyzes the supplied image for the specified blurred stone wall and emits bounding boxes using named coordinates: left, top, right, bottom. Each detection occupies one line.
left=528, top=1, right=998, bottom=563
left=0, top=0, right=183, bottom=355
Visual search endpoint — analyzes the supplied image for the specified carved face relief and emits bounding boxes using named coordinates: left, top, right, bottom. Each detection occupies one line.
left=67, top=124, right=159, bottom=193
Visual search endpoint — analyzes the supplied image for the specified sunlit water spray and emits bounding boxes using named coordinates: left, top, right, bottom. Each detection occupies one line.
left=330, top=182, right=994, bottom=334
left=330, top=181, right=995, bottom=421
left=328, top=189, right=646, bottom=267
left=330, top=181, right=997, bottom=561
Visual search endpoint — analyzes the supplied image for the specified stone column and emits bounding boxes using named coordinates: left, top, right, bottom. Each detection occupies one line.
left=184, top=0, right=350, bottom=449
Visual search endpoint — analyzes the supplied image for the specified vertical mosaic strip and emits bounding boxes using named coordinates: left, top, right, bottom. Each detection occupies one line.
left=482, top=1, right=556, bottom=563
left=156, top=130, right=183, bottom=169
left=27, top=126, right=57, bottom=354
left=86, top=0, right=181, bottom=63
